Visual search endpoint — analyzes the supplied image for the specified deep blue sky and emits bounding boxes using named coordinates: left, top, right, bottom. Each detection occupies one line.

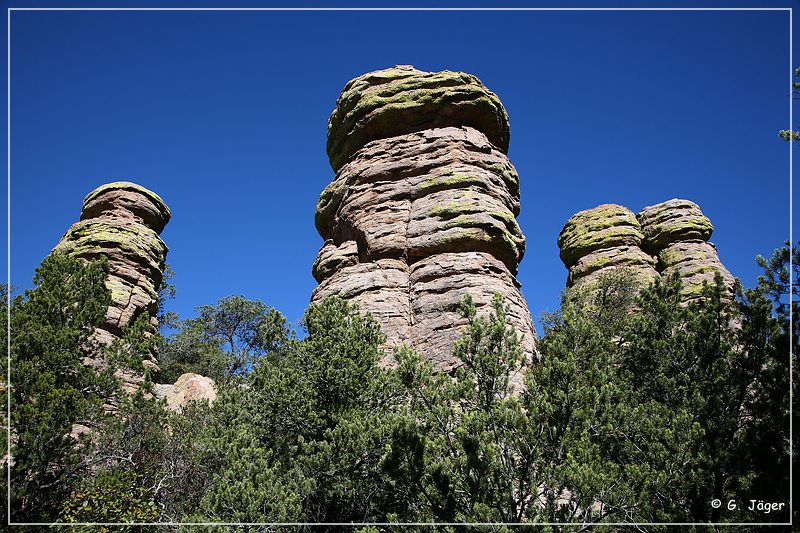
left=5, top=2, right=796, bottom=333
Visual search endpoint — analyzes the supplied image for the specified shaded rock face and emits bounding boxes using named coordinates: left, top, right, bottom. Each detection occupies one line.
left=153, top=373, right=217, bottom=412
left=54, top=182, right=171, bottom=390
left=313, top=66, right=536, bottom=376
left=558, top=199, right=734, bottom=303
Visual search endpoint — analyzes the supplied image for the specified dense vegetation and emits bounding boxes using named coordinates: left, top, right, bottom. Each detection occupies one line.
left=2, top=243, right=795, bottom=530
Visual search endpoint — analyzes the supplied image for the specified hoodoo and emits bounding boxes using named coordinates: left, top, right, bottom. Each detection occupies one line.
left=53, top=181, right=171, bottom=391
left=557, top=204, right=658, bottom=294
left=558, top=198, right=735, bottom=302
left=638, top=198, right=735, bottom=302
left=312, top=65, right=537, bottom=375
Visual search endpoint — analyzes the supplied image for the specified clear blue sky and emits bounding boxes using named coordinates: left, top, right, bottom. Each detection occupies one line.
left=5, top=2, right=797, bottom=333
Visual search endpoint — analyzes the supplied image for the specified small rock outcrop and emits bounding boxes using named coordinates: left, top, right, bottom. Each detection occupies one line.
left=638, top=199, right=735, bottom=302
left=53, top=181, right=171, bottom=390
left=558, top=204, right=658, bottom=294
left=558, top=199, right=734, bottom=303
left=153, top=373, right=217, bottom=412
left=313, top=65, right=536, bottom=374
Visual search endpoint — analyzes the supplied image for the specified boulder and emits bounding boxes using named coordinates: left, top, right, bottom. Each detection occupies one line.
left=637, top=198, right=714, bottom=254
left=154, top=373, right=217, bottom=412
left=326, top=65, right=510, bottom=172
left=557, top=199, right=735, bottom=305
left=638, top=199, right=734, bottom=302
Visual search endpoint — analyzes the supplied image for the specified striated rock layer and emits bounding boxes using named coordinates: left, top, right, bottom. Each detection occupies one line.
left=326, top=65, right=510, bottom=173
left=54, top=182, right=171, bottom=391
left=638, top=199, right=735, bottom=302
left=558, top=198, right=734, bottom=304
left=313, top=66, right=536, bottom=376
left=558, top=204, right=658, bottom=294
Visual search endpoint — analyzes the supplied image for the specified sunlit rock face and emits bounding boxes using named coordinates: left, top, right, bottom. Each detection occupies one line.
left=154, top=373, right=217, bottom=413
left=558, top=204, right=658, bottom=295
left=558, top=198, right=734, bottom=304
left=313, top=66, right=537, bottom=378
left=638, top=199, right=735, bottom=303
left=54, top=181, right=171, bottom=392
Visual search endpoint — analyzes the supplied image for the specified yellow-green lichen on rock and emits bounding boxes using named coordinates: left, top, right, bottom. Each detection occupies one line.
left=53, top=181, right=171, bottom=391
left=637, top=198, right=713, bottom=254
left=568, top=245, right=656, bottom=283
left=326, top=65, right=510, bottom=172
left=55, top=219, right=167, bottom=277
left=82, top=181, right=171, bottom=233
left=657, top=241, right=735, bottom=303
left=557, top=204, right=644, bottom=268
left=557, top=198, right=735, bottom=306
left=315, top=179, right=347, bottom=239
left=313, top=67, right=535, bottom=382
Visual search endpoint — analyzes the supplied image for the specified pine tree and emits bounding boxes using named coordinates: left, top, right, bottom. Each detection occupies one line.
left=191, top=297, right=403, bottom=525
left=10, top=253, right=116, bottom=521
left=387, top=294, right=539, bottom=524
left=158, top=295, right=288, bottom=382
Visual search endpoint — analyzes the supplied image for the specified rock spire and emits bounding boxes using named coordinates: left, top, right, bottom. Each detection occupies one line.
left=312, top=65, right=536, bottom=374
left=53, top=181, right=171, bottom=390
left=638, top=199, right=735, bottom=302
left=558, top=204, right=658, bottom=294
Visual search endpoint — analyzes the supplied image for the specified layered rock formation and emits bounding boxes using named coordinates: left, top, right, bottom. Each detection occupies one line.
left=558, top=198, right=734, bottom=303
left=313, top=65, right=536, bottom=374
left=558, top=204, right=658, bottom=294
left=54, top=181, right=171, bottom=390
left=638, top=199, right=735, bottom=302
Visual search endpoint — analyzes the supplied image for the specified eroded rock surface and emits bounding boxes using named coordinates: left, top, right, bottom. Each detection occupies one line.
left=326, top=65, right=510, bottom=172
left=313, top=66, right=536, bottom=377
left=558, top=204, right=658, bottom=294
left=638, top=199, right=735, bottom=302
left=558, top=199, right=734, bottom=303
left=54, top=181, right=171, bottom=391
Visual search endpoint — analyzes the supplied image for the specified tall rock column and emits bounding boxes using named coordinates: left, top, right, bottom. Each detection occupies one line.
left=637, top=198, right=735, bottom=302
left=557, top=204, right=658, bottom=295
left=53, top=181, right=171, bottom=391
left=312, top=65, right=536, bottom=373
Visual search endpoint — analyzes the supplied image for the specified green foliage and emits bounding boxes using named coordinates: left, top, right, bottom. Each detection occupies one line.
left=157, top=321, right=227, bottom=383
left=192, top=297, right=402, bottom=524
left=736, top=242, right=796, bottom=525
left=293, top=298, right=401, bottom=523
left=158, top=295, right=289, bottom=382
left=82, top=387, right=215, bottom=525
left=11, top=244, right=793, bottom=528
left=527, top=272, right=698, bottom=524
left=156, top=263, right=179, bottom=330
left=618, top=258, right=792, bottom=524
left=384, top=258, right=791, bottom=527
left=177, top=381, right=307, bottom=525
left=106, top=312, right=159, bottom=379
left=621, top=274, right=740, bottom=521
left=387, top=294, right=533, bottom=524
left=0, top=284, right=8, bottom=526
left=778, top=67, right=800, bottom=141
left=59, top=469, right=160, bottom=530
left=10, top=253, right=116, bottom=521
